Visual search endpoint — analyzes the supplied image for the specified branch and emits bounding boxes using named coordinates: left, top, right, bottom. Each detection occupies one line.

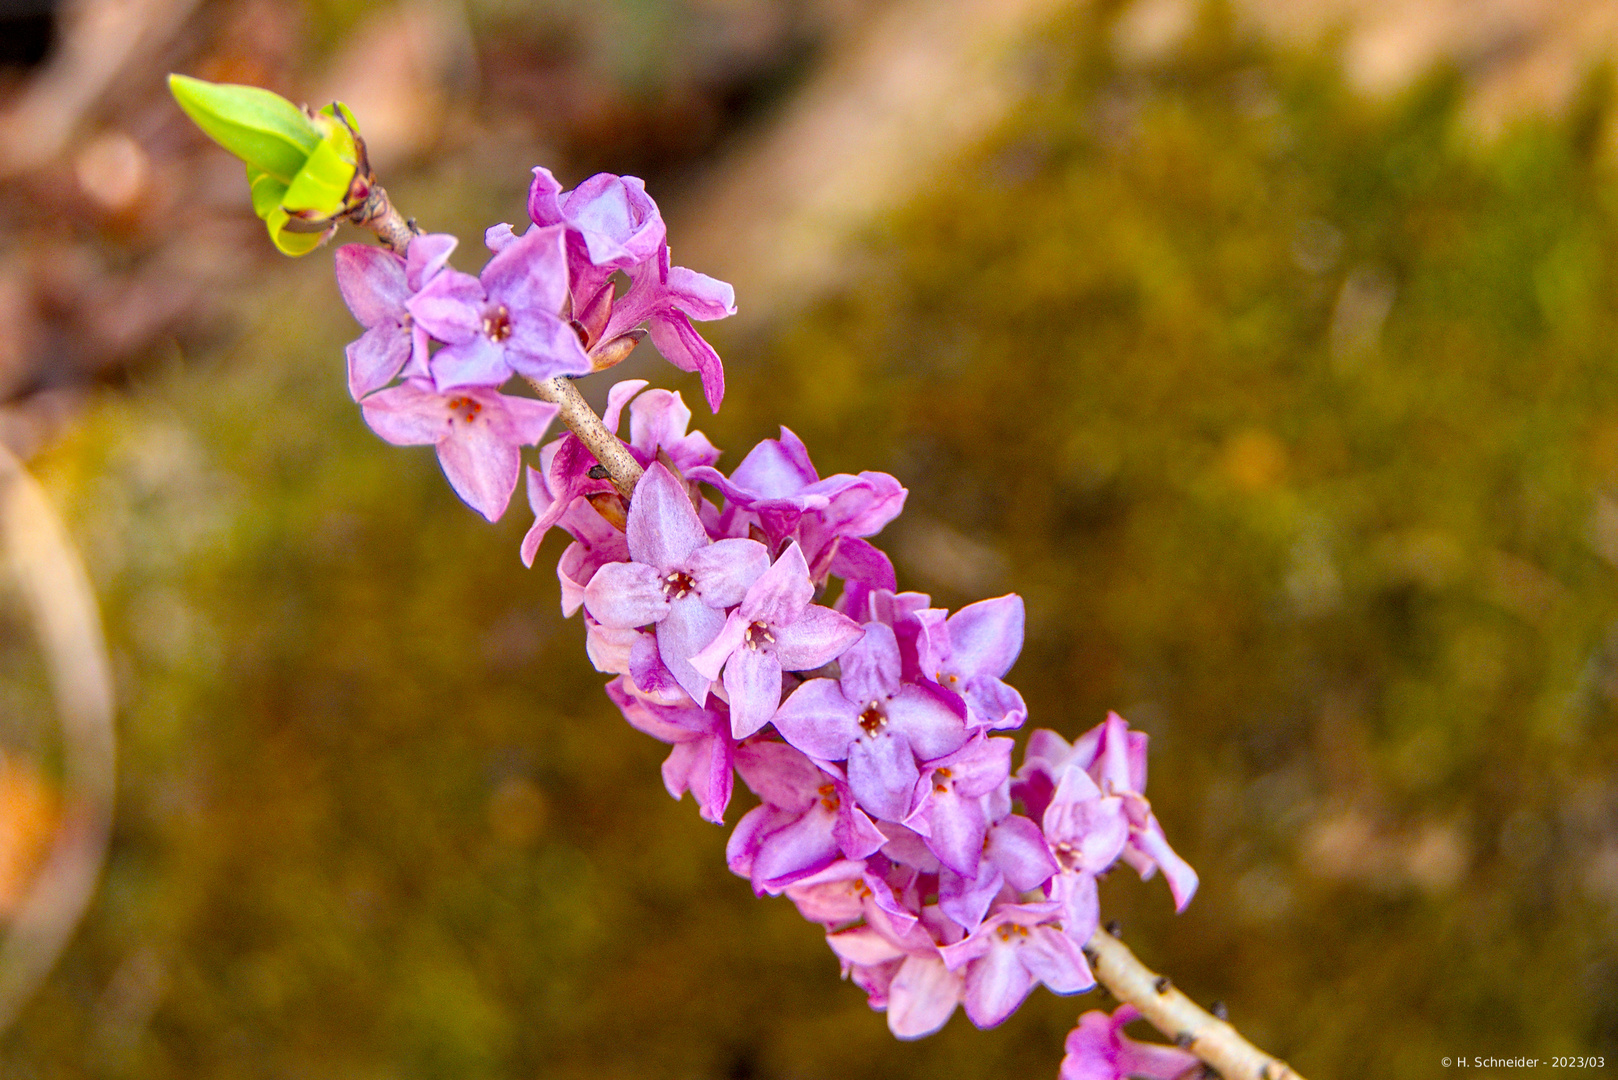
left=522, top=375, right=643, bottom=500
left=345, top=183, right=644, bottom=502
left=1084, top=927, right=1304, bottom=1080
left=345, top=182, right=418, bottom=255
left=349, top=174, right=1295, bottom=1080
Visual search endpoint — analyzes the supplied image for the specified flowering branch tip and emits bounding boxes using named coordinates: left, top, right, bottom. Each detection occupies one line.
left=176, top=77, right=1293, bottom=1080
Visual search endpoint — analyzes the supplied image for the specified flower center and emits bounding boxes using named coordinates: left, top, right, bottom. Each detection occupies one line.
left=931, top=766, right=952, bottom=794
left=858, top=701, right=886, bottom=736
left=663, top=570, right=696, bottom=600
left=445, top=396, right=483, bottom=424
left=1052, top=840, right=1079, bottom=870
left=817, top=782, right=839, bottom=812
left=482, top=304, right=513, bottom=342
left=994, top=922, right=1031, bottom=943
left=743, top=620, right=775, bottom=651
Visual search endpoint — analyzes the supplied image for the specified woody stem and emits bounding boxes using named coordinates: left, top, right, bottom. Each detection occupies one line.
left=1084, top=927, right=1304, bottom=1080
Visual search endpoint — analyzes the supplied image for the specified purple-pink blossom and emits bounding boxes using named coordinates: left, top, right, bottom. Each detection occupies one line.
left=688, top=542, right=864, bottom=739
left=359, top=378, right=558, bottom=522
left=941, top=901, right=1094, bottom=1029
left=1018, top=713, right=1199, bottom=912
left=771, top=620, right=967, bottom=823
left=409, top=223, right=591, bottom=391
left=1059, top=1006, right=1201, bottom=1080
left=690, top=427, right=906, bottom=588
left=332, top=231, right=456, bottom=400
left=582, top=462, right=768, bottom=704
left=901, top=732, right=1014, bottom=878
left=727, top=741, right=884, bottom=894
left=529, top=168, right=735, bottom=408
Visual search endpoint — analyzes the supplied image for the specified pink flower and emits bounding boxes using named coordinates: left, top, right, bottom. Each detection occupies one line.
left=359, top=379, right=558, bottom=522
left=1059, top=1006, right=1201, bottom=1080
left=941, top=901, right=1094, bottom=1029
left=689, top=542, right=864, bottom=739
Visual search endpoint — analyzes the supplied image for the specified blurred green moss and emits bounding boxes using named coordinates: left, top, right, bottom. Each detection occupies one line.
left=3, top=6, right=1618, bottom=1078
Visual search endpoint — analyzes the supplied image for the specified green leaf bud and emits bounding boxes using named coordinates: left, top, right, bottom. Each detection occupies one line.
left=280, top=118, right=360, bottom=218
left=167, top=74, right=320, bottom=184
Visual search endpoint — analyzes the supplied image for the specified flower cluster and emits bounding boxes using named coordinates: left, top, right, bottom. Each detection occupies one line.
left=332, top=163, right=1200, bottom=1071
left=333, top=170, right=735, bottom=522
left=541, top=399, right=1199, bottom=1040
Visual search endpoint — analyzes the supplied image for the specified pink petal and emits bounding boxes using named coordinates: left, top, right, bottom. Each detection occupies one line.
left=407, top=268, right=484, bottom=344
left=648, top=312, right=724, bottom=411
left=346, top=323, right=412, bottom=401
left=627, top=462, right=710, bottom=571
left=848, top=730, right=920, bottom=822
left=773, top=604, right=864, bottom=671
left=657, top=597, right=726, bottom=705
left=437, top=419, right=521, bottom=522
left=334, top=244, right=408, bottom=327
left=963, top=943, right=1034, bottom=1029
left=947, top=594, right=1025, bottom=680
left=986, top=814, right=1058, bottom=891
left=405, top=232, right=457, bottom=291
left=771, top=679, right=860, bottom=761
left=684, top=538, right=769, bottom=608
left=724, top=646, right=784, bottom=740
left=602, top=378, right=650, bottom=431
left=582, top=561, right=668, bottom=628
left=689, top=609, right=746, bottom=683
left=359, top=381, right=450, bottom=446
left=887, top=956, right=962, bottom=1040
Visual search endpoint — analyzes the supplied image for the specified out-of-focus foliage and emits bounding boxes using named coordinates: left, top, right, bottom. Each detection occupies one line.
left=2, top=5, right=1617, bottom=1078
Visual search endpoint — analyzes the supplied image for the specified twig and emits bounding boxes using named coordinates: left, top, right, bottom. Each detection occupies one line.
left=522, top=376, right=643, bottom=500
left=1084, top=927, right=1304, bottom=1080
left=346, top=187, right=644, bottom=501
left=345, top=182, right=418, bottom=255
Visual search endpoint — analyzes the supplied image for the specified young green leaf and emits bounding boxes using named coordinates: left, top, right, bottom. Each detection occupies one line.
left=281, top=122, right=360, bottom=218
left=168, top=74, right=320, bottom=184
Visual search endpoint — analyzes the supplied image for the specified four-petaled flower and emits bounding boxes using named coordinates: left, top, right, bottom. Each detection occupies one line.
left=408, top=223, right=592, bottom=391
left=359, top=378, right=558, bottom=522
left=902, top=733, right=1014, bottom=878
left=727, top=741, right=884, bottom=894
left=582, top=462, right=769, bottom=704
left=772, top=621, right=967, bottom=822
left=688, top=542, right=865, bottom=738
left=940, top=902, right=1095, bottom=1029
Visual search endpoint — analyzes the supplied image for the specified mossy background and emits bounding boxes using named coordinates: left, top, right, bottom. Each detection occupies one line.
left=3, top=5, right=1618, bottom=1077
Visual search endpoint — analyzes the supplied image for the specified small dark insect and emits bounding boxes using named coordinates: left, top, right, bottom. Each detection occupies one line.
left=1105, top=920, right=1123, bottom=937
left=587, top=464, right=610, bottom=480
left=1154, top=976, right=1172, bottom=994
left=1210, top=1000, right=1228, bottom=1021
left=1175, top=1031, right=1196, bottom=1048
